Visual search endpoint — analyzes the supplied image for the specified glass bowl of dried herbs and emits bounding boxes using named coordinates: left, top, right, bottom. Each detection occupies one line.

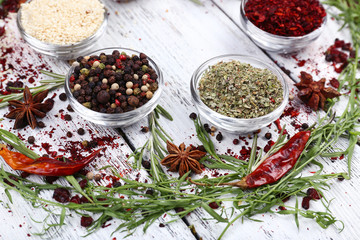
left=239, top=0, right=327, bottom=53
left=16, top=0, right=108, bottom=60
left=65, top=47, right=163, bottom=127
left=190, top=54, right=289, bottom=133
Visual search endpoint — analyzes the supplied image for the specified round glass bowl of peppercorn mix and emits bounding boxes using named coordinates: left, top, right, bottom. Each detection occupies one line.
left=64, top=47, right=163, bottom=127
left=16, top=0, right=108, bottom=60
left=190, top=54, right=289, bottom=133
left=239, top=0, right=327, bottom=53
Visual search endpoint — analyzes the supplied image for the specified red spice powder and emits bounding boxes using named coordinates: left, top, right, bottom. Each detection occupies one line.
left=244, top=0, right=326, bottom=37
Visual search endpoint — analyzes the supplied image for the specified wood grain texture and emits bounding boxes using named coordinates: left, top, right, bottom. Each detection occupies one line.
left=0, top=0, right=359, bottom=239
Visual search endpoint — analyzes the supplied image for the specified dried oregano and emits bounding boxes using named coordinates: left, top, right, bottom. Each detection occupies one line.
left=198, top=60, right=283, bottom=119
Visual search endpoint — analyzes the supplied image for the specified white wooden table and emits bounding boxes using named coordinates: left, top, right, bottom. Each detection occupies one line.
left=0, top=0, right=359, bottom=239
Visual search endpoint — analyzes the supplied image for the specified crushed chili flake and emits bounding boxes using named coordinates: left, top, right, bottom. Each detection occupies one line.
left=244, top=0, right=326, bottom=37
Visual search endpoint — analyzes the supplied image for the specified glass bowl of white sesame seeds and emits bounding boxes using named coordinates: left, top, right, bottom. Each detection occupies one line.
left=16, top=0, right=108, bottom=60
left=64, top=47, right=164, bottom=127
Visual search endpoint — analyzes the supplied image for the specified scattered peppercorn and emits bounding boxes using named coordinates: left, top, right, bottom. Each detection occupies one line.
left=64, top=114, right=72, bottom=121
left=37, top=121, right=46, bottom=128
left=264, top=132, right=272, bottom=139
left=145, top=189, right=154, bottom=195
left=77, top=128, right=85, bottom=135
left=113, top=181, right=122, bottom=188
left=78, top=179, right=88, bottom=189
left=141, top=126, right=149, bottom=133
left=94, top=173, right=102, bottom=181
left=142, top=160, right=151, bottom=170
left=59, top=93, right=67, bottom=101
left=233, top=139, right=239, bottom=145
left=159, top=223, right=165, bottom=228
left=189, top=112, right=197, bottom=120
left=67, top=104, right=74, bottom=112
left=301, top=123, right=309, bottom=130
left=27, top=136, right=35, bottom=144
left=216, top=132, right=223, bottom=141
left=66, top=131, right=73, bottom=138
left=86, top=171, right=94, bottom=180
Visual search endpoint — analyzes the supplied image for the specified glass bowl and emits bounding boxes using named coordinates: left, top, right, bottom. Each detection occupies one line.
left=16, top=0, right=108, bottom=60
left=190, top=54, right=289, bottom=133
left=239, top=0, right=327, bottom=53
left=64, top=47, right=163, bottom=127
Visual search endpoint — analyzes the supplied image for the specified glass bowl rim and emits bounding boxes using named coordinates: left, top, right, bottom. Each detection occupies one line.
left=64, top=47, right=164, bottom=120
left=16, top=0, right=108, bottom=48
left=240, top=0, right=328, bottom=40
left=190, top=54, right=289, bottom=123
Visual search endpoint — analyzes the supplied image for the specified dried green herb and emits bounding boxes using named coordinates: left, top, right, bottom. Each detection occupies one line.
left=198, top=60, right=283, bottom=118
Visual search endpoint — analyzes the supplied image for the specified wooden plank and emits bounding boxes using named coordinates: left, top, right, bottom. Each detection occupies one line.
left=0, top=7, right=195, bottom=240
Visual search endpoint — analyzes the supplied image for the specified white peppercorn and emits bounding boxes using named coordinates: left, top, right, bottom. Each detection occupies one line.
left=126, top=88, right=133, bottom=95
left=111, top=83, right=120, bottom=90
left=141, top=85, right=148, bottom=92
left=92, top=61, right=100, bottom=68
left=72, top=61, right=80, bottom=67
left=102, top=78, right=108, bottom=84
left=133, top=74, right=139, bottom=80
left=86, top=171, right=94, bottom=180
left=146, top=91, right=153, bottom=99
left=74, top=84, right=81, bottom=91
left=126, top=81, right=133, bottom=89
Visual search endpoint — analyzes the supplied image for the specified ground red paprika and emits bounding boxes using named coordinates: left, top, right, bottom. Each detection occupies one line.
left=244, top=0, right=326, bottom=37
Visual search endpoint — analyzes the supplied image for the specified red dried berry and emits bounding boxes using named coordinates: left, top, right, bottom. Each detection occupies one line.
left=81, top=216, right=93, bottom=227
left=79, top=179, right=88, bottom=189
left=53, top=188, right=71, bottom=203
left=279, top=206, right=287, bottom=211
left=302, top=196, right=312, bottom=210
left=307, top=188, right=322, bottom=200
left=330, top=78, right=340, bottom=89
left=70, top=195, right=81, bottom=204
left=209, top=202, right=220, bottom=209
left=120, top=55, right=127, bottom=61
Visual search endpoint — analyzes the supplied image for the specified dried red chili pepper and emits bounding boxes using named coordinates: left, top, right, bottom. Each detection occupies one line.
left=190, top=131, right=311, bottom=189
left=244, top=0, right=326, bottom=37
left=0, top=144, right=101, bottom=176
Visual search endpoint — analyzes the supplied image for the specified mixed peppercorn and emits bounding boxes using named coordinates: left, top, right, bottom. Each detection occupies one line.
left=69, top=50, right=158, bottom=114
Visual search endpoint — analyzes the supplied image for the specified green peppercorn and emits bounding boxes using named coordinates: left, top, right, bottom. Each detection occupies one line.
left=99, top=63, right=105, bottom=69
left=82, top=102, right=92, bottom=108
left=142, top=65, right=148, bottom=72
left=80, top=68, right=89, bottom=76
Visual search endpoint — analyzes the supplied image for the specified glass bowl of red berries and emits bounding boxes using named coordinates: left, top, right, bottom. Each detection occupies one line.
left=239, top=0, right=327, bottom=53
left=65, top=47, right=163, bottom=127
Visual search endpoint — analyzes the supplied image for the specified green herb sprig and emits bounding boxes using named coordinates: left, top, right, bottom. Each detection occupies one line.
left=0, top=70, right=65, bottom=108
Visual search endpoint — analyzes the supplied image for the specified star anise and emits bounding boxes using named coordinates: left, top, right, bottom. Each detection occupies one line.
left=160, top=141, right=206, bottom=177
left=295, top=71, right=341, bottom=111
left=5, top=86, right=52, bottom=129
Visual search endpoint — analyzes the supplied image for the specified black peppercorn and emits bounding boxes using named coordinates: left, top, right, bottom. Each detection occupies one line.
left=77, top=128, right=85, bottom=135
left=27, top=136, right=35, bottom=144
left=59, top=93, right=67, bottom=101
left=265, top=133, right=272, bottom=139
left=189, top=112, right=197, bottom=120
left=216, top=132, right=223, bottom=141
left=97, top=90, right=110, bottom=104
left=64, top=114, right=72, bottom=121
left=301, top=123, right=309, bottom=130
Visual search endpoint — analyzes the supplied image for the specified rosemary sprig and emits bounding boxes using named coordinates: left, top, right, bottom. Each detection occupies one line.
left=0, top=70, right=65, bottom=108
left=129, top=105, right=173, bottom=183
